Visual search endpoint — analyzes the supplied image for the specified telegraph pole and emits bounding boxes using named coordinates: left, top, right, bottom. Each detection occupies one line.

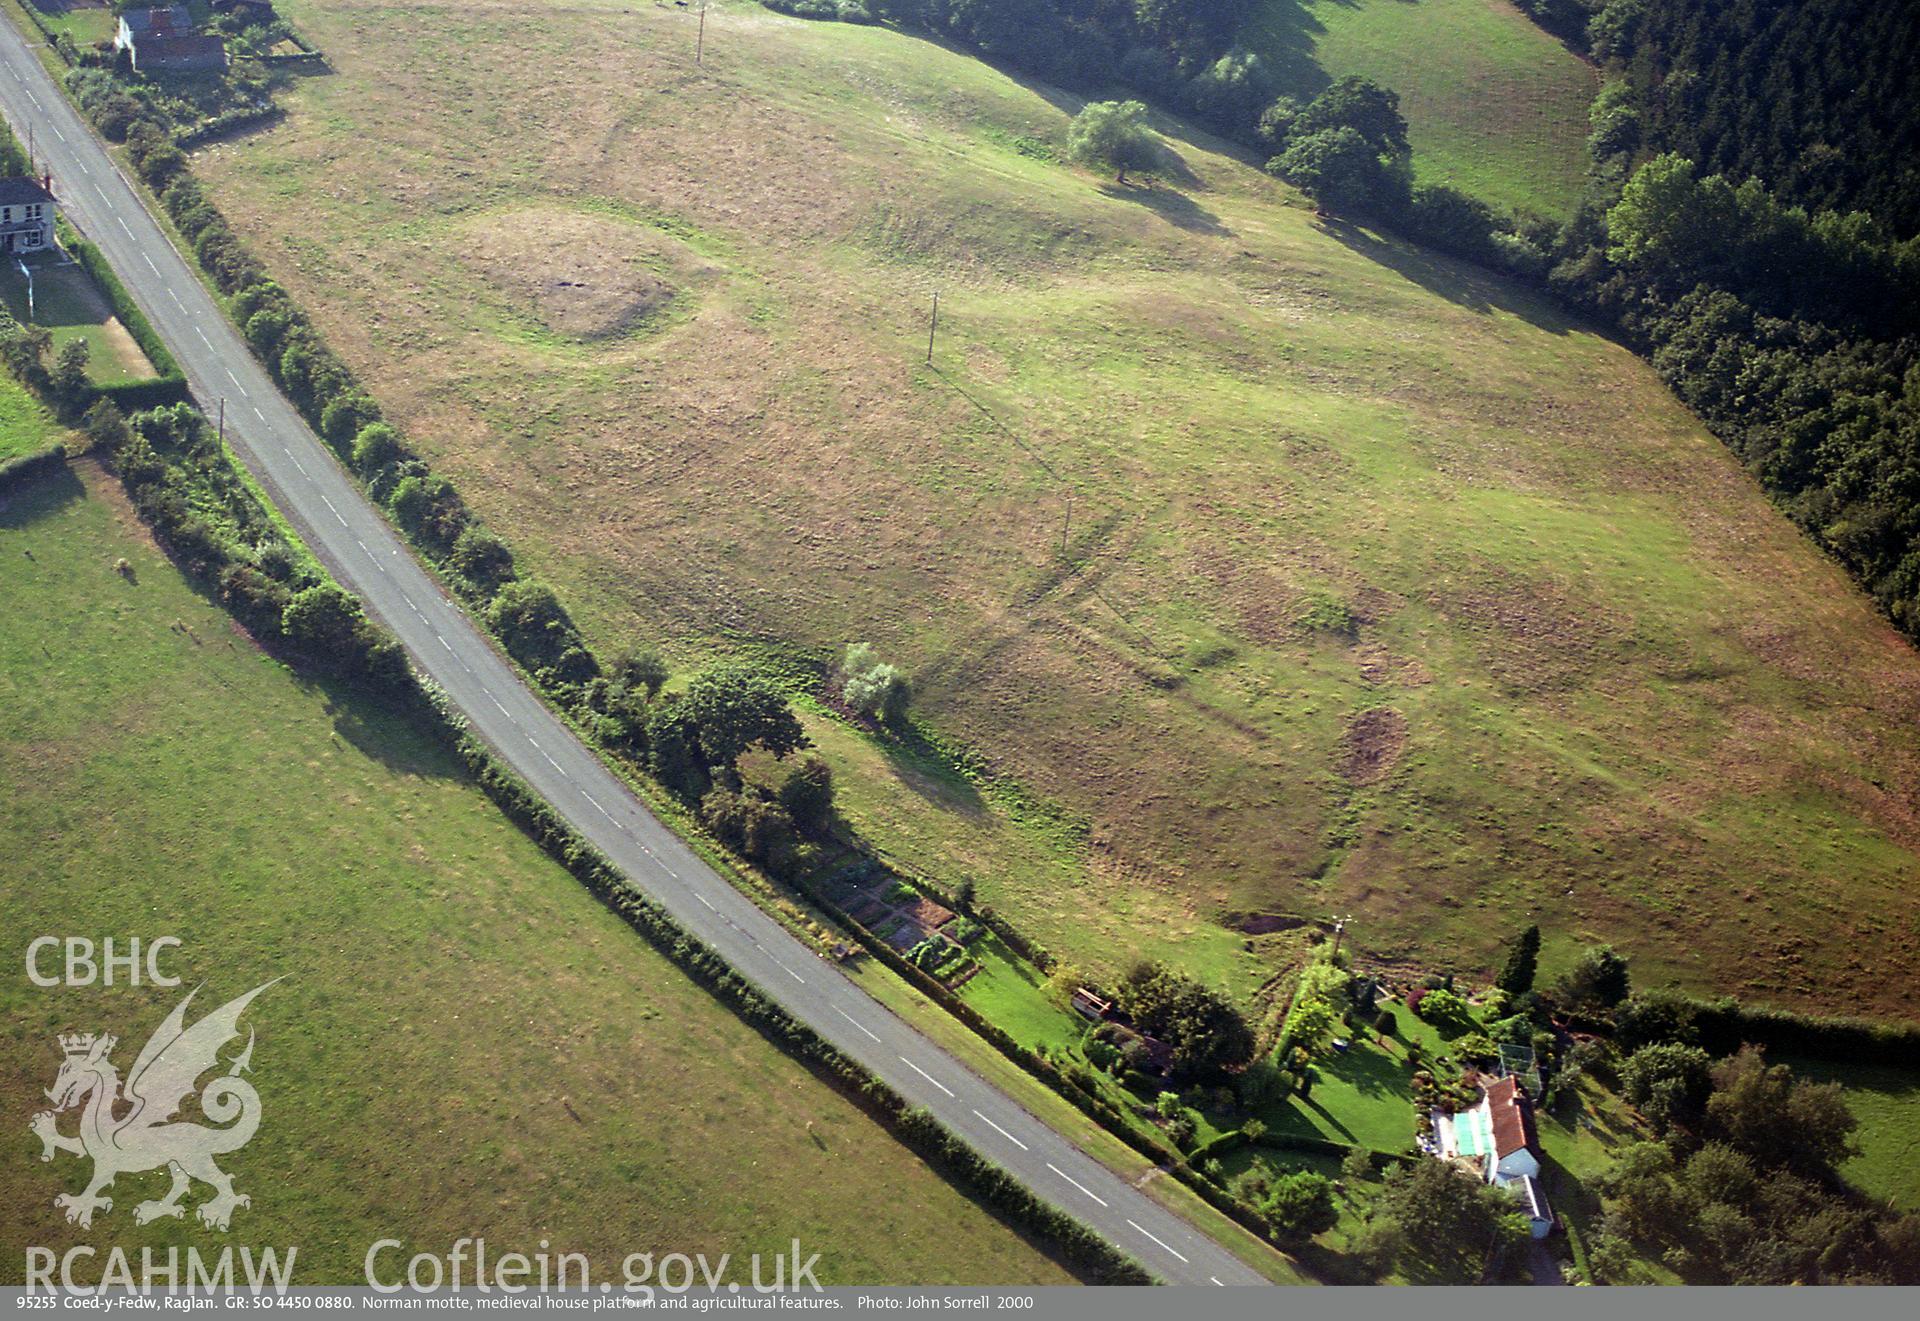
left=925, top=290, right=938, bottom=365
left=1329, top=913, right=1354, bottom=961
left=696, top=3, right=707, bottom=64
left=217, top=397, right=225, bottom=445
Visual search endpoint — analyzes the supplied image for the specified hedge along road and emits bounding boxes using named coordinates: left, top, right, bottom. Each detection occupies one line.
left=0, top=21, right=1275, bottom=1289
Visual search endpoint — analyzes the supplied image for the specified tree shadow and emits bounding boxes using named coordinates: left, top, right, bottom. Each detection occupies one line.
left=1099, top=180, right=1233, bottom=236
left=317, top=683, right=465, bottom=781
left=0, top=459, right=84, bottom=529
left=1319, top=216, right=1578, bottom=335
left=1300, top=1093, right=1358, bottom=1141
left=1243, top=0, right=1336, bottom=101
left=868, top=716, right=991, bottom=820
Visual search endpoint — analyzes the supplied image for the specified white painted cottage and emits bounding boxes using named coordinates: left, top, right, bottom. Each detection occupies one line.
left=1431, top=1074, right=1554, bottom=1238
left=0, top=176, right=55, bottom=254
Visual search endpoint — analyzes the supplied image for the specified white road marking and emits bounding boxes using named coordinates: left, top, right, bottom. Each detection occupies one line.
left=25, top=89, right=40, bottom=108
left=437, top=635, right=454, bottom=653
left=1045, top=1164, right=1108, bottom=1207
left=1126, top=1219, right=1188, bottom=1264
left=585, top=794, right=616, bottom=821
left=1209, top=1278, right=1224, bottom=1287
left=834, top=1007, right=881, bottom=1042
left=775, top=960, right=805, bottom=984
left=973, top=1110, right=1029, bottom=1151
left=143, top=253, right=157, bottom=273
left=490, top=696, right=509, bottom=716
left=541, top=750, right=562, bottom=772
left=697, top=894, right=717, bottom=911
left=320, top=494, right=344, bottom=524
left=899, top=1056, right=955, bottom=1098
left=251, top=405, right=264, bottom=421
left=49, top=123, right=63, bottom=142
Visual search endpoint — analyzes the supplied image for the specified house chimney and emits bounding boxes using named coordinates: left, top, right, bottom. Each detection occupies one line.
left=42, top=171, right=51, bottom=197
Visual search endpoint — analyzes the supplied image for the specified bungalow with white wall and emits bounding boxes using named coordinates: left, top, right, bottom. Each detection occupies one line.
left=1431, top=1075, right=1554, bottom=1238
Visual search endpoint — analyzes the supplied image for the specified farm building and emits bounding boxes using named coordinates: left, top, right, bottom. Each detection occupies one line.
left=0, top=176, right=55, bottom=254
left=115, top=7, right=229, bottom=74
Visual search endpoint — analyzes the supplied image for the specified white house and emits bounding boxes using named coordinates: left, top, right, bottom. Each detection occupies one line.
left=0, top=176, right=55, bottom=255
left=1431, top=1074, right=1554, bottom=1238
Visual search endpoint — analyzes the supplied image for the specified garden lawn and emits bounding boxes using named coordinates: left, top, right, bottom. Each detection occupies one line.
left=0, top=261, right=157, bottom=386
left=0, top=461, right=1079, bottom=1285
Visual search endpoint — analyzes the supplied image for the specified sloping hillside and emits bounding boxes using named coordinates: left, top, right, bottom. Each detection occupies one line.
left=190, top=0, right=1920, bottom=1016
left=1246, top=0, right=1599, bottom=216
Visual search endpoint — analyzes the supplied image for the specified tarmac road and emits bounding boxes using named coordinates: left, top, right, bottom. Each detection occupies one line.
left=0, top=21, right=1272, bottom=1287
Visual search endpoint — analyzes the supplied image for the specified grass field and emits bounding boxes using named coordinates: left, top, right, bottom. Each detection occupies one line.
left=1245, top=0, right=1598, bottom=218
left=0, top=461, right=1078, bottom=1285
left=186, top=0, right=1920, bottom=1021
left=1780, top=1056, right=1920, bottom=1212
left=0, top=367, right=60, bottom=459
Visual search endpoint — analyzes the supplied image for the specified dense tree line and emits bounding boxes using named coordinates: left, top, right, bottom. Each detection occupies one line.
left=1589, top=0, right=1920, bottom=239
left=1594, top=1040, right=1920, bottom=1283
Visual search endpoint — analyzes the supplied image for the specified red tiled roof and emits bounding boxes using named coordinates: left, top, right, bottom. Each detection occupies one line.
left=1485, top=1075, right=1539, bottom=1160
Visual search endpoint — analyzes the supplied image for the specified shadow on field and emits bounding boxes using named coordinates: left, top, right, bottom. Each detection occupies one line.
left=1100, top=180, right=1232, bottom=236
left=1319, top=217, right=1576, bottom=334
left=0, top=460, right=84, bottom=529
left=321, top=688, right=462, bottom=781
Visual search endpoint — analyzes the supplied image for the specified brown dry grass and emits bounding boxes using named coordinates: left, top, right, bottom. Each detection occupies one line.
left=187, top=0, right=1920, bottom=1017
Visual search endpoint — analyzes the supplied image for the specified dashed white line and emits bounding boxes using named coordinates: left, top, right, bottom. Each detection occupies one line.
left=49, top=123, right=63, bottom=142
left=1209, top=1277, right=1225, bottom=1287
left=972, top=1110, right=1029, bottom=1151
left=899, top=1056, right=955, bottom=1098
left=143, top=253, right=158, bottom=273
left=696, top=894, right=717, bottom=911
left=585, top=794, right=616, bottom=822
left=436, top=635, right=454, bottom=654
left=774, top=960, right=806, bottom=984
left=541, top=751, right=562, bottom=772
left=1125, top=1219, right=1188, bottom=1264
left=1045, top=1164, right=1108, bottom=1208
left=116, top=216, right=131, bottom=236
left=834, top=1007, right=881, bottom=1043
left=251, top=405, right=264, bottom=421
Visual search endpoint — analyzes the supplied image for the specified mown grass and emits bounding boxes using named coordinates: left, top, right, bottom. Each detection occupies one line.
left=0, top=366, right=60, bottom=459
left=186, top=0, right=1920, bottom=1022
left=1245, top=0, right=1599, bottom=218
left=0, top=462, right=1079, bottom=1285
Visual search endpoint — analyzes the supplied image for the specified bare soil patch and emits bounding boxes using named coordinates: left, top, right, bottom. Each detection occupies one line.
left=1340, top=707, right=1407, bottom=786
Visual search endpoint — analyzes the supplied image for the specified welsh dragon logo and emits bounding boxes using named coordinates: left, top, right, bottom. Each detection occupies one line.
left=30, top=982, right=273, bottom=1231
